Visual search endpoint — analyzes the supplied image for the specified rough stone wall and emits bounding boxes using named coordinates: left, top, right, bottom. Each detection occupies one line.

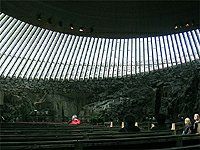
left=0, top=61, right=200, bottom=123
left=81, top=61, right=200, bottom=123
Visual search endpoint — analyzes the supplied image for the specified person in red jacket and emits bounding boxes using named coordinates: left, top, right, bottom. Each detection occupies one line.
left=68, top=115, right=81, bottom=125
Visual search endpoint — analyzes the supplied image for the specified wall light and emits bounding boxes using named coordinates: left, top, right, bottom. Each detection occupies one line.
left=37, top=14, right=41, bottom=21
left=79, top=27, right=84, bottom=32
left=185, top=23, right=189, bottom=27
left=70, top=24, right=74, bottom=30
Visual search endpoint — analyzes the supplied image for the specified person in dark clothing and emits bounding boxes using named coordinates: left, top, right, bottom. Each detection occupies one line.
left=191, top=113, right=200, bottom=134
left=119, top=114, right=140, bottom=133
left=151, top=113, right=168, bottom=131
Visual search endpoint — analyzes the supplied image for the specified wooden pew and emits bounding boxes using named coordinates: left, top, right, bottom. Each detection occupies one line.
left=73, top=134, right=200, bottom=150
left=1, top=134, right=199, bottom=150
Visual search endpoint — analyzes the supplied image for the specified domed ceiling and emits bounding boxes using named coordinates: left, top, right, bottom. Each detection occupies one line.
left=1, top=0, right=199, bottom=38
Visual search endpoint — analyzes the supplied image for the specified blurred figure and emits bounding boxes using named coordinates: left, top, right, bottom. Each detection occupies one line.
left=119, top=114, right=140, bottom=133
left=191, top=113, right=200, bottom=134
left=151, top=113, right=168, bottom=131
left=182, top=117, right=192, bottom=135
left=68, top=115, right=81, bottom=125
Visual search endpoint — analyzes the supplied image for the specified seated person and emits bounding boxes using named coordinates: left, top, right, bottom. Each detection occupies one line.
left=119, top=114, right=140, bottom=133
left=182, top=117, right=192, bottom=135
left=191, top=113, right=200, bottom=134
left=151, top=113, right=168, bottom=131
left=68, top=115, right=81, bottom=125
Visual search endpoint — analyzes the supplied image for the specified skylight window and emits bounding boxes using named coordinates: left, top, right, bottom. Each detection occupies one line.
left=0, top=12, right=199, bottom=80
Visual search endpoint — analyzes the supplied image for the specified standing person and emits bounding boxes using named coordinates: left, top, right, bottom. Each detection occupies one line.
left=68, top=115, right=81, bottom=125
left=191, top=113, right=200, bottom=134
left=119, top=114, right=140, bottom=133
left=151, top=113, right=168, bottom=131
left=182, top=117, right=192, bottom=135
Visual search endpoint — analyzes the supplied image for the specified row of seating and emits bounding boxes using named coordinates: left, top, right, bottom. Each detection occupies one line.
left=1, top=134, right=200, bottom=150
left=1, top=122, right=199, bottom=150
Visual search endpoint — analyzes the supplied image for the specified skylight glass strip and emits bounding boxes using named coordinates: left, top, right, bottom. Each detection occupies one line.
left=0, top=19, right=19, bottom=52
left=118, top=39, right=123, bottom=77
left=168, top=35, right=177, bottom=66
left=0, top=17, right=16, bottom=44
left=194, top=29, right=200, bottom=44
left=83, top=38, right=95, bottom=79
left=161, top=36, right=169, bottom=68
left=20, top=29, right=46, bottom=79
left=122, top=39, right=127, bottom=76
left=56, top=35, right=72, bottom=79
left=135, top=38, right=139, bottom=73
left=132, top=38, right=136, bottom=74
left=130, top=39, right=133, bottom=74
left=0, top=14, right=10, bottom=31
left=10, top=25, right=35, bottom=78
left=98, top=38, right=107, bottom=79
left=127, top=39, right=132, bottom=75
left=107, top=39, right=114, bottom=78
left=88, top=38, right=99, bottom=79
left=144, top=38, right=151, bottom=72
left=139, top=38, right=141, bottom=73
left=153, top=37, right=159, bottom=70
left=176, top=33, right=187, bottom=64
left=51, top=34, right=69, bottom=79
left=0, top=13, right=7, bottom=26
left=61, top=35, right=76, bottom=79
left=185, top=31, right=196, bottom=60
left=87, top=38, right=98, bottom=78
left=0, top=21, right=26, bottom=75
left=25, top=30, right=53, bottom=79
left=44, top=33, right=64, bottom=79
left=73, top=37, right=88, bottom=80
left=49, top=34, right=67, bottom=79
left=0, top=20, right=21, bottom=61
left=142, top=38, right=145, bottom=73
left=191, top=30, right=200, bottom=59
left=125, top=39, right=129, bottom=76
left=183, top=32, right=195, bottom=61
left=111, top=39, right=117, bottom=78
left=172, top=34, right=182, bottom=65
left=12, top=27, right=39, bottom=78
left=93, top=38, right=103, bottom=79
left=65, top=36, right=80, bottom=79
left=2, top=24, right=30, bottom=77
left=119, top=39, right=123, bottom=77
left=148, top=37, right=154, bottom=71
left=101, top=39, right=110, bottom=78
left=38, top=32, right=60, bottom=79
left=179, top=33, right=191, bottom=63
left=157, top=37, right=164, bottom=69
left=165, top=36, right=173, bottom=67
left=103, top=39, right=112, bottom=78
left=4, top=23, right=28, bottom=73
left=68, top=36, right=84, bottom=79
left=78, top=37, right=91, bottom=80
left=150, top=37, right=155, bottom=70
left=45, top=33, right=65, bottom=79
left=115, top=39, right=120, bottom=77
left=0, top=22, right=27, bottom=75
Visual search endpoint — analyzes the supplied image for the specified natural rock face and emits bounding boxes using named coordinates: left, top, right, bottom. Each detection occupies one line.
left=0, top=61, right=200, bottom=123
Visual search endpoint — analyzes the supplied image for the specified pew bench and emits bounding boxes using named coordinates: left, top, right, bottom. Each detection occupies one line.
left=1, top=133, right=199, bottom=150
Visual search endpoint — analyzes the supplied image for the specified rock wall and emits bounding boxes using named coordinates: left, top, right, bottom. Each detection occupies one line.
left=0, top=61, right=200, bottom=123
